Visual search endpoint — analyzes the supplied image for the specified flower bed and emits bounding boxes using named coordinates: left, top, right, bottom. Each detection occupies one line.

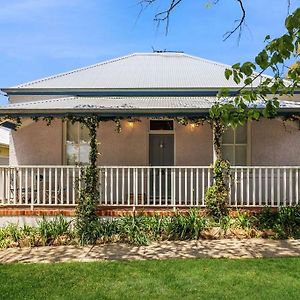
left=1, top=206, right=300, bottom=248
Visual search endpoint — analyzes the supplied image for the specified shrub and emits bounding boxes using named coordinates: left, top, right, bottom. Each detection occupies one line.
left=218, top=215, right=234, bottom=232
left=275, top=205, right=300, bottom=238
left=38, top=216, right=71, bottom=245
left=118, top=215, right=154, bottom=245
left=233, top=210, right=257, bottom=229
left=168, top=209, right=206, bottom=240
left=257, top=206, right=300, bottom=238
left=0, top=223, right=38, bottom=248
left=257, top=207, right=279, bottom=230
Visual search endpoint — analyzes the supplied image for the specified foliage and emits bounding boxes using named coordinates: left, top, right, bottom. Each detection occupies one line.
left=214, top=8, right=300, bottom=130
left=74, top=116, right=100, bottom=245
left=205, top=159, right=230, bottom=219
left=256, top=207, right=279, bottom=229
left=275, top=205, right=300, bottom=238
left=1, top=207, right=300, bottom=248
left=38, top=216, right=71, bottom=245
left=206, top=9, right=300, bottom=218
left=233, top=210, right=257, bottom=229
left=118, top=215, right=154, bottom=245
left=0, top=216, right=72, bottom=248
left=257, top=205, right=300, bottom=238
left=168, top=209, right=207, bottom=240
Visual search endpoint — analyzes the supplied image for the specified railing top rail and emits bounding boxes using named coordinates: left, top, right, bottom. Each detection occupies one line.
left=1, top=165, right=300, bottom=169
left=230, top=166, right=300, bottom=169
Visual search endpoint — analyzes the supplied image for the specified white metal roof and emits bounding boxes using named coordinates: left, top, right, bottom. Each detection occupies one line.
left=0, top=96, right=215, bottom=113
left=0, top=96, right=299, bottom=115
left=12, top=53, right=270, bottom=90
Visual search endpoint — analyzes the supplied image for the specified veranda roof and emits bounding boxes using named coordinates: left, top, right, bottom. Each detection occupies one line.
left=0, top=96, right=300, bottom=118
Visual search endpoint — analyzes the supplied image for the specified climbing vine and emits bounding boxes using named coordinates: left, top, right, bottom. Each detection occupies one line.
left=176, top=117, right=231, bottom=217
left=72, top=116, right=100, bottom=244
left=205, top=159, right=230, bottom=219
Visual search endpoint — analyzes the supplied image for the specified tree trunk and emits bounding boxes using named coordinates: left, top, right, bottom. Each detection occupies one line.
left=212, top=119, right=224, bottom=162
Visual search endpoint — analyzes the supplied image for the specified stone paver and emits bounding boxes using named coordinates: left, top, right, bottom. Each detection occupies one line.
left=1, top=239, right=300, bottom=264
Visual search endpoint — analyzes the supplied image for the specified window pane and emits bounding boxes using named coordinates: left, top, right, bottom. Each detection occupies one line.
left=236, top=124, right=247, bottom=144
left=66, top=122, right=91, bottom=165
left=66, top=143, right=79, bottom=165
left=222, top=128, right=234, bottom=144
left=221, top=145, right=234, bottom=164
left=235, top=145, right=247, bottom=166
left=67, top=122, right=78, bottom=143
left=150, top=120, right=173, bottom=130
left=79, top=143, right=90, bottom=164
left=80, top=125, right=90, bottom=143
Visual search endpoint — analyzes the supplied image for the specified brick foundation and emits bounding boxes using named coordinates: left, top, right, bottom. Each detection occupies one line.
left=0, top=206, right=277, bottom=217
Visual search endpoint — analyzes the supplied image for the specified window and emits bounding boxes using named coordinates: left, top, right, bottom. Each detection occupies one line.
left=150, top=120, right=173, bottom=131
left=221, top=124, right=248, bottom=165
left=65, top=122, right=90, bottom=165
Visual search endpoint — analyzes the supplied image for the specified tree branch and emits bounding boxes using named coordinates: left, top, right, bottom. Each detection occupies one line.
left=222, top=0, right=246, bottom=42
left=139, top=0, right=183, bottom=35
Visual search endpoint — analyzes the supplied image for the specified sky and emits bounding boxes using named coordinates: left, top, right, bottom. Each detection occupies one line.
left=0, top=0, right=299, bottom=104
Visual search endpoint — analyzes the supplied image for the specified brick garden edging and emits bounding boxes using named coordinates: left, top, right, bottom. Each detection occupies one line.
left=0, top=206, right=276, bottom=217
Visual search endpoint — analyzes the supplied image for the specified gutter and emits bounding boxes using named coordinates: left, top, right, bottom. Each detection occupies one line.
left=3, top=87, right=299, bottom=97
left=0, top=107, right=299, bottom=118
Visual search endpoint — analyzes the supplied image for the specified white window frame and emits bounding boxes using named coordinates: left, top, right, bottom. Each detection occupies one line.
left=221, top=122, right=251, bottom=166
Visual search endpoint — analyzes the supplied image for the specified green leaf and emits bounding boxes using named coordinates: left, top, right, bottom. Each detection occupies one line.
left=232, top=63, right=240, bottom=69
left=224, top=69, right=232, bottom=80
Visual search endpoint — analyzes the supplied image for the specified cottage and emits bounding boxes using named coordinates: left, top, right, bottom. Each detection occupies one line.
left=0, top=52, right=300, bottom=211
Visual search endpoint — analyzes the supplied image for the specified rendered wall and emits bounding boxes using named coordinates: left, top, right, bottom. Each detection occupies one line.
left=251, top=118, right=300, bottom=166
left=175, top=122, right=213, bottom=165
left=97, top=120, right=149, bottom=166
left=10, top=119, right=63, bottom=165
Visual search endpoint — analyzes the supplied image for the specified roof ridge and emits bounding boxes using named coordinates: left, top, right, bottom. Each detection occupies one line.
left=179, top=53, right=278, bottom=81
left=181, top=53, right=234, bottom=69
left=128, top=52, right=234, bottom=69
left=15, top=53, right=138, bottom=88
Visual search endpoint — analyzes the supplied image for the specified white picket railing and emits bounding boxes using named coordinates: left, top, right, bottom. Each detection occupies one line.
left=0, top=166, right=299, bottom=208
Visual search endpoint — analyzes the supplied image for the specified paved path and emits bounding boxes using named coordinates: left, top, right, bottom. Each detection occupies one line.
left=1, top=239, right=300, bottom=264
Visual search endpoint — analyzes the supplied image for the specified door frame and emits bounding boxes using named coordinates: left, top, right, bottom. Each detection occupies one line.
left=148, top=119, right=176, bottom=166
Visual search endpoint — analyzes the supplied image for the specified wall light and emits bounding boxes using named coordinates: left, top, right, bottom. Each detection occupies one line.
left=190, top=123, right=196, bottom=129
left=128, top=120, right=134, bottom=128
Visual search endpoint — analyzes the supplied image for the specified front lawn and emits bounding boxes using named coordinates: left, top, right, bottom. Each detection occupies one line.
left=1, top=258, right=300, bottom=299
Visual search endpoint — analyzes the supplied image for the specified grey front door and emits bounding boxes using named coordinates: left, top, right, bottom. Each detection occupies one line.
left=149, top=134, right=174, bottom=201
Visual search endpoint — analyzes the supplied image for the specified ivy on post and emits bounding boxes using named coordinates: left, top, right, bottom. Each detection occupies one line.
left=73, top=116, right=100, bottom=244
left=206, top=115, right=230, bottom=219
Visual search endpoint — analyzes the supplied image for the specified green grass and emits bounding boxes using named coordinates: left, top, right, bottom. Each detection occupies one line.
left=1, top=258, right=300, bottom=299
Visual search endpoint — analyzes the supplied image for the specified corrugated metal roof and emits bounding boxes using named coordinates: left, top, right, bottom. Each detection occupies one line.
left=12, top=53, right=271, bottom=90
left=0, top=96, right=216, bottom=111
left=0, top=96, right=299, bottom=114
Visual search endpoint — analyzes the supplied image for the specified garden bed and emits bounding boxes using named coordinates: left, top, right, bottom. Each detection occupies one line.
left=0, top=206, right=300, bottom=248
